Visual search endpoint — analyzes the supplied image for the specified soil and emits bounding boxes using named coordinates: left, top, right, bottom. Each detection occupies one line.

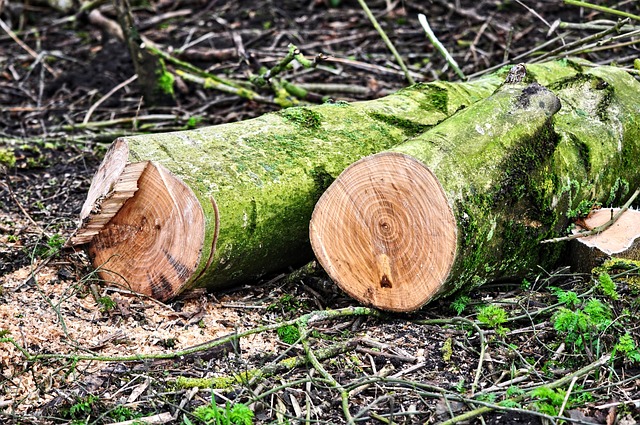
left=1, top=0, right=640, bottom=424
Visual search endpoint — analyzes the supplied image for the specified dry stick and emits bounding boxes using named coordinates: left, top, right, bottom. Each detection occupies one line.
left=438, top=354, right=611, bottom=425
left=515, top=0, right=552, bottom=28
left=541, top=186, right=640, bottom=244
left=356, top=0, right=415, bottom=85
left=418, top=13, right=466, bottom=80
left=531, top=18, right=630, bottom=63
left=176, top=70, right=277, bottom=105
left=557, top=376, right=578, bottom=417
left=145, top=43, right=246, bottom=90
left=561, top=35, right=640, bottom=57
left=83, top=74, right=138, bottom=124
left=467, top=32, right=569, bottom=79
left=250, top=43, right=323, bottom=87
left=175, top=339, right=358, bottom=389
left=0, top=306, right=381, bottom=363
left=559, top=20, right=640, bottom=31
left=0, top=18, right=57, bottom=76
left=61, top=114, right=178, bottom=131
left=298, top=321, right=355, bottom=425
left=564, top=0, right=640, bottom=22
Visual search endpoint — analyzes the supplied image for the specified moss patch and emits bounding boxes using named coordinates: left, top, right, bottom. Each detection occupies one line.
left=280, top=107, right=322, bottom=130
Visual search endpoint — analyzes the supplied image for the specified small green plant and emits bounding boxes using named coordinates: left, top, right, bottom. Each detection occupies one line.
left=567, top=199, right=600, bottom=220
left=477, top=304, right=509, bottom=335
left=477, top=304, right=508, bottom=328
left=0, top=148, right=16, bottom=167
left=613, top=333, right=640, bottom=363
left=65, top=395, right=98, bottom=420
left=193, top=400, right=254, bottom=425
left=553, top=298, right=611, bottom=350
left=451, top=295, right=470, bottom=315
left=108, top=405, right=140, bottom=422
left=186, top=116, right=203, bottom=129
left=506, top=385, right=525, bottom=397
left=37, top=233, right=66, bottom=258
left=454, top=378, right=465, bottom=393
left=267, top=293, right=307, bottom=314
left=597, top=272, right=619, bottom=300
left=551, top=287, right=579, bottom=308
left=98, top=296, right=116, bottom=312
left=276, top=324, right=300, bottom=344
left=530, top=386, right=566, bottom=415
left=475, top=392, right=496, bottom=403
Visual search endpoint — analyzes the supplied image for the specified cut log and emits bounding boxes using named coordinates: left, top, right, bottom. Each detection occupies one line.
left=569, top=208, right=640, bottom=273
left=310, top=64, right=640, bottom=312
left=68, top=75, right=505, bottom=301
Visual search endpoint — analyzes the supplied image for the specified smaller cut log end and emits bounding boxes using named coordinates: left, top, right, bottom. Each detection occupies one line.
left=310, top=152, right=457, bottom=312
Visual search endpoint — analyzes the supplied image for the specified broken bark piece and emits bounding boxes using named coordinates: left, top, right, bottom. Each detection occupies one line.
left=570, top=208, right=640, bottom=272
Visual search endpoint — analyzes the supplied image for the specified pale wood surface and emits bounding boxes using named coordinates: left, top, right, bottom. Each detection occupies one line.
left=310, top=152, right=457, bottom=312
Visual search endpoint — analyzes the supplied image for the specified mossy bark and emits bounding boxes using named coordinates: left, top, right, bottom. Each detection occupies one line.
left=310, top=61, right=640, bottom=311
left=72, top=74, right=503, bottom=300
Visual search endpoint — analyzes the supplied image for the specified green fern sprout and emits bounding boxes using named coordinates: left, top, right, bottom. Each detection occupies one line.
left=597, top=272, right=619, bottom=300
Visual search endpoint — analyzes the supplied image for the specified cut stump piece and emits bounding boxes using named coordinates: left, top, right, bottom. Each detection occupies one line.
left=570, top=208, right=640, bottom=273
left=310, top=153, right=457, bottom=312
left=69, top=140, right=206, bottom=299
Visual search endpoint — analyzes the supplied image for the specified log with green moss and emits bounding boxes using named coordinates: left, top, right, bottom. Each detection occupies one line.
left=67, top=75, right=505, bottom=301
left=309, top=62, right=640, bottom=312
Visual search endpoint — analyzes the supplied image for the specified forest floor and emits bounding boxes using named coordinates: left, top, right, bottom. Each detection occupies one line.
left=1, top=0, right=640, bottom=424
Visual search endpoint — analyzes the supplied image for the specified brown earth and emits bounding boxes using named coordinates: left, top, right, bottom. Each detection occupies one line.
left=1, top=0, right=640, bottom=424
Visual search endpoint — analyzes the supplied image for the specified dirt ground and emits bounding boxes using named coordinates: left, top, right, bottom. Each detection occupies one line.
left=1, top=0, right=640, bottom=424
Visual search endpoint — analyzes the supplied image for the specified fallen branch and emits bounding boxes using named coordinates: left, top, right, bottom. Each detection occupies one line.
left=438, top=354, right=611, bottom=425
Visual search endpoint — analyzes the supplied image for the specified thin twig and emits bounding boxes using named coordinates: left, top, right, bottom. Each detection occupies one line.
left=83, top=74, right=138, bottom=124
left=531, top=18, right=630, bottom=63
left=0, top=18, right=57, bottom=76
left=299, top=320, right=355, bottom=424
left=418, top=13, right=465, bottom=80
left=356, top=0, right=415, bottom=85
left=564, top=0, right=640, bottom=22
left=438, top=354, right=611, bottom=425
left=414, top=317, right=486, bottom=396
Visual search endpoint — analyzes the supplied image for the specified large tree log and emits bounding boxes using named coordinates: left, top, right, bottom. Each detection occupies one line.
left=310, top=63, right=640, bottom=312
left=68, top=75, right=508, bottom=301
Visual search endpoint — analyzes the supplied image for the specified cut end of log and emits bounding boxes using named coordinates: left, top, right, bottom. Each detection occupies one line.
left=309, top=152, right=457, bottom=312
left=67, top=139, right=206, bottom=301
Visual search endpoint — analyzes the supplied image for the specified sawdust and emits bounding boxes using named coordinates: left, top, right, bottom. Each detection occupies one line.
left=0, top=263, right=272, bottom=413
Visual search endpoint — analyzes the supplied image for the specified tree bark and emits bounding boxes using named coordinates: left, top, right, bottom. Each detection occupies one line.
left=68, top=75, right=503, bottom=301
left=310, top=63, right=640, bottom=312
